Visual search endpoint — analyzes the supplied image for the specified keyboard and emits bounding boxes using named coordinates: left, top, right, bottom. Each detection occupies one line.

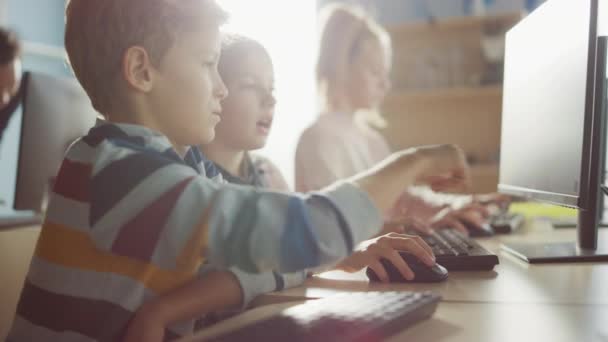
left=208, top=291, right=441, bottom=342
left=491, top=212, right=525, bottom=234
left=407, top=228, right=499, bottom=271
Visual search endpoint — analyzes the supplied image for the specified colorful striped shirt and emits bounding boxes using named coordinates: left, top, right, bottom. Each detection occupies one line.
left=8, top=122, right=381, bottom=341
left=210, top=152, right=306, bottom=315
left=214, top=153, right=289, bottom=191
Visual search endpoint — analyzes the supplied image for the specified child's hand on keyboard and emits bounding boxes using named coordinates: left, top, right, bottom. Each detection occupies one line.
left=334, top=233, right=436, bottom=282
left=381, top=217, right=433, bottom=236
left=473, top=193, right=512, bottom=213
left=414, top=145, right=471, bottom=192
left=430, top=204, right=491, bottom=235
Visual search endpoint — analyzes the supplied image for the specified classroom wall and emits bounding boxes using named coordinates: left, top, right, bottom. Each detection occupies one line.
left=3, top=0, right=70, bottom=77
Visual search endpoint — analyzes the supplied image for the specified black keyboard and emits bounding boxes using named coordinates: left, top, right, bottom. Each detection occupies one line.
left=407, top=229, right=499, bottom=271
left=208, top=291, right=441, bottom=342
left=491, top=212, right=525, bottom=234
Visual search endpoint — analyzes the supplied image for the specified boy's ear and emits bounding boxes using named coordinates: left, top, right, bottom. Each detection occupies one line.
left=122, top=46, right=156, bottom=92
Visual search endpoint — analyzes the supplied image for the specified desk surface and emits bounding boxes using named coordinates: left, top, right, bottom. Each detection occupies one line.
left=181, top=301, right=608, bottom=342
left=185, top=219, right=608, bottom=341
left=261, top=220, right=608, bottom=306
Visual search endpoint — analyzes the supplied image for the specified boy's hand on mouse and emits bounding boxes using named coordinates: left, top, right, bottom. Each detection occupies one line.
left=123, top=301, right=166, bottom=342
left=415, top=144, right=471, bottom=192
left=335, top=233, right=436, bottom=283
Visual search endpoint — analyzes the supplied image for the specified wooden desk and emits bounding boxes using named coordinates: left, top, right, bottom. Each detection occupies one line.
left=181, top=301, right=608, bottom=342
left=0, top=225, right=41, bottom=340
left=184, top=219, right=608, bottom=341
left=261, top=220, right=608, bottom=306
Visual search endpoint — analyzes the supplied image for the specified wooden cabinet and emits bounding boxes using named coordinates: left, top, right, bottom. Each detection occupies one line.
left=380, top=13, right=522, bottom=193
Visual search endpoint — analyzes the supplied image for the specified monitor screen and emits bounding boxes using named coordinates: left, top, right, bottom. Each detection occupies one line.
left=0, top=103, right=22, bottom=213
left=14, top=72, right=98, bottom=211
left=498, top=0, right=594, bottom=207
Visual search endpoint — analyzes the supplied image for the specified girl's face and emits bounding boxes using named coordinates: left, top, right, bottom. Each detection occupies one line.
left=215, top=48, right=275, bottom=151
left=346, top=38, right=391, bottom=111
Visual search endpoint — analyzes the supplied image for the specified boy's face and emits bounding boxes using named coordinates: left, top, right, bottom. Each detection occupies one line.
left=148, top=24, right=227, bottom=147
left=214, top=49, right=275, bottom=151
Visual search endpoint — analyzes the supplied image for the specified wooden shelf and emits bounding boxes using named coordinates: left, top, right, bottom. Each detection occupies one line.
left=386, top=12, right=523, bottom=35
left=384, top=85, right=502, bottom=102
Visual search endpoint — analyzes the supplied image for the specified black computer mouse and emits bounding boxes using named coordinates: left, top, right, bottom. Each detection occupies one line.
left=366, top=252, right=448, bottom=283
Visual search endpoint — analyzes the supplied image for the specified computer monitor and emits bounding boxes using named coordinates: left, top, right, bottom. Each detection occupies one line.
left=0, top=77, right=26, bottom=215
left=10, top=72, right=98, bottom=212
left=498, top=0, right=608, bottom=262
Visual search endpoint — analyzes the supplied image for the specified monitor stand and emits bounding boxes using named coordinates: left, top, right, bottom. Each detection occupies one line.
left=501, top=241, right=608, bottom=263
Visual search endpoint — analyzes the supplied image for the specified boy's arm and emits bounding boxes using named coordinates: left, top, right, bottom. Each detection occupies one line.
left=124, top=268, right=307, bottom=342
left=207, top=144, right=468, bottom=273
left=123, top=270, right=243, bottom=342
left=88, top=141, right=465, bottom=275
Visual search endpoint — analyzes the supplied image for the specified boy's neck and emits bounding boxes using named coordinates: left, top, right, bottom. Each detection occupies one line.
left=202, top=143, right=246, bottom=177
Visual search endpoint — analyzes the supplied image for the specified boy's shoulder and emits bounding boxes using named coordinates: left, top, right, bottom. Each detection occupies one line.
left=60, top=123, right=203, bottom=191
left=67, top=123, right=181, bottom=163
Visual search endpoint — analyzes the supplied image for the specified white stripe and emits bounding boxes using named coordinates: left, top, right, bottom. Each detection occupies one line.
left=25, top=257, right=195, bottom=337
left=8, top=315, right=95, bottom=342
left=91, top=163, right=198, bottom=250
left=27, top=257, right=154, bottom=312
left=64, top=140, right=96, bottom=164
left=44, top=193, right=90, bottom=231
left=207, top=185, right=289, bottom=271
left=151, top=175, right=219, bottom=269
left=283, top=271, right=307, bottom=289
left=91, top=140, right=137, bottom=176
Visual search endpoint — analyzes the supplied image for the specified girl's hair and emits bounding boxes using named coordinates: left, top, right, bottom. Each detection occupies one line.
left=316, top=3, right=391, bottom=128
left=218, top=34, right=269, bottom=83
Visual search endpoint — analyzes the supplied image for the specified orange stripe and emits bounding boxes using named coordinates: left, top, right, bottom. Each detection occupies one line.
left=176, top=207, right=211, bottom=269
left=35, top=221, right=204, bottom=293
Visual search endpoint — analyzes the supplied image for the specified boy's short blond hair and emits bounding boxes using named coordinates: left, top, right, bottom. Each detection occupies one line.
left=65, top=0, right=228, bottom=114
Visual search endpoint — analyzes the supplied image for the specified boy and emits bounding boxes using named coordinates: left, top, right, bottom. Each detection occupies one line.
left=9, top=0, right=469, bottom=341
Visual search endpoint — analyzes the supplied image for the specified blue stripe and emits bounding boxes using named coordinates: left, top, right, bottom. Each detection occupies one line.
left=311, top=194, right=354, bottom=253
left=279, top=197, right=321, bottom=271
left=223, top=191, right=262, bottom=272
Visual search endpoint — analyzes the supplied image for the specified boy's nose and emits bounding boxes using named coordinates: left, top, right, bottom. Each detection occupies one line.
left=215, top=80, right=228, bottom=101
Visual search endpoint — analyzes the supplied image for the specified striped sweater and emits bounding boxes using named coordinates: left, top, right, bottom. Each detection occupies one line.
left=8, top=123, right=382, bottom=341
left=210, top=152, right=307, bottom=317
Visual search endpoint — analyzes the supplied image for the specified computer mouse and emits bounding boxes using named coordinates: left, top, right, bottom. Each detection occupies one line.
left=366, top=252, right=448, bottom=283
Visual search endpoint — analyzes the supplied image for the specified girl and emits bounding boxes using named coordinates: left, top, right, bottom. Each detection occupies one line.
left=201, top=34, right=438, bottom=283
left=296, top=4, right=506, bottom=234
